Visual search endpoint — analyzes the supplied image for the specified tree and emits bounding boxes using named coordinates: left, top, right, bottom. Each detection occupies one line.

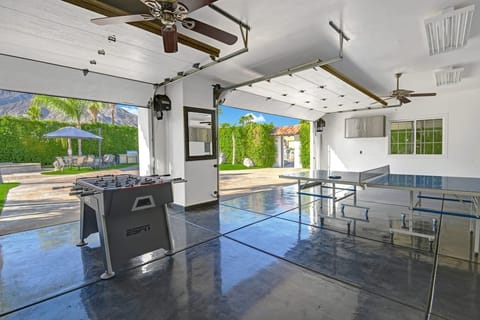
left=109, top=103, right=116, bottom=125
left=31, top=95, right=89, bottom=155
left=88, top=101, right=105, bottom=123
left=25, top=105, right=42, bottom=120
left=239, top=114, right=254, bottom=126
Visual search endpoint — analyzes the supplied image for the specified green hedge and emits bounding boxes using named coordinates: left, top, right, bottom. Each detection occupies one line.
left=0, top=116, right=138, bottom=166
left=299, top=121, right=310, bottom=168
left=219, top=123, right=276, bottom=167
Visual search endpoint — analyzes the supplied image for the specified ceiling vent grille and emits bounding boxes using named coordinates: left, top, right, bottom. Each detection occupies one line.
left=424, top=5, right=475, bottom=55
left=434, top=67, right=464, bottom=86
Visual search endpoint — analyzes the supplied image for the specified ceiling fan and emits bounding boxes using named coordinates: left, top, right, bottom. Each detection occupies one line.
left=387, top=73, right=437, bottom=104
left=91, top=0, right=238, bottom=53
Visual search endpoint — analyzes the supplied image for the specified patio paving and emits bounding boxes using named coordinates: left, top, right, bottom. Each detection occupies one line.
left=0, top=167, right=303, bottom=235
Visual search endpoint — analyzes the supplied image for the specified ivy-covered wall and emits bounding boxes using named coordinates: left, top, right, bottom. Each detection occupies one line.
left=299, top=121, right=310, bottom=168
left=219, top=123, right=276, bottom=167
left=0, top=116, right=138, bottom=166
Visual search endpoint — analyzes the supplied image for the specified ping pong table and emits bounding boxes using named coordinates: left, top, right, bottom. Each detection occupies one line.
left=280, top=165, right=480, bottom=254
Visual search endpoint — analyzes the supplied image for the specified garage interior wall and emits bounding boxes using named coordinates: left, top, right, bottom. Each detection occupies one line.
left=138, top=76, right=217, bottom=207
left=319, top=87, right=480, bottom=177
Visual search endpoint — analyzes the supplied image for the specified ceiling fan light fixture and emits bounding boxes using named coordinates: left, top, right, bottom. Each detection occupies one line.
left=434, top=67, right=464, bottom=86
left=424, top=5, right=475, bottom=56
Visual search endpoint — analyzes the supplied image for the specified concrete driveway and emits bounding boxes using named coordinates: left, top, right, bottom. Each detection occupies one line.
left=0, top=167, right=302, bottom=235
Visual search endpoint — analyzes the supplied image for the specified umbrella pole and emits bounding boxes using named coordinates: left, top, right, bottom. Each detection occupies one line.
left=67, top=138, right=72, bottom=157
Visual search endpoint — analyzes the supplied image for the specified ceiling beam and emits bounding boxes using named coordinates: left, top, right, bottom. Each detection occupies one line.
left=62, top=0, right=221, bottom=57
left=320, top=65, right=388, bottom=106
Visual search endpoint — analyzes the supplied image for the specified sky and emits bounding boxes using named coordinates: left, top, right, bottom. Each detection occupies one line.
left=118, top=104, right=300, bottom=127
left=219, top=105, right=299, bottom=126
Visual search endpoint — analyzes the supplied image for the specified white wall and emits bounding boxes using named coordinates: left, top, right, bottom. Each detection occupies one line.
left=183, top=76, right=218, bottom=207
left=319, top=88, right=480, bottom=177
left=138, top=76, right=218, bottom=207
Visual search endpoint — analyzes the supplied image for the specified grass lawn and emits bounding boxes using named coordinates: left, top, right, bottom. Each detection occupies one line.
left=219, top=164, right=264, bottom=170
left=42, top=164, right=138, bottom=175
left=0, top=182, right=20, bottom=213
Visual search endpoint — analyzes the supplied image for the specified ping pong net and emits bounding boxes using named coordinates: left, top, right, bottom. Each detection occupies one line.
left=358, top=165, right=390, bottom=184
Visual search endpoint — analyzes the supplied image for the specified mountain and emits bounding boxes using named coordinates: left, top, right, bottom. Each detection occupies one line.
left=0, top=89, right=138, bottom=127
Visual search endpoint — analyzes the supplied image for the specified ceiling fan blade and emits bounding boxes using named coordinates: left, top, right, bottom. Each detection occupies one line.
left=91, top=14, right=154, bottom=25
left=409, top=93, right=437, bottom=97
left=162, top=25, right=178, bottom=53
left=398, top=96, right=411, bottom=104
left=181, top=18, right=238, bottom=45
left=179, top=0, right=217, bottom=12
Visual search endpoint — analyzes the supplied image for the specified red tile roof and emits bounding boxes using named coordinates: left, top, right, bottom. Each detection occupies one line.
left=272, top=124, right=301, bottom=136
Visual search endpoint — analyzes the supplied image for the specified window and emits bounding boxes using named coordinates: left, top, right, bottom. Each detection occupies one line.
left=390, top=121, right=414, bottom=154
left=390, top=119, right=443, bottom=155
left=416, top=119, right=443, bottom=154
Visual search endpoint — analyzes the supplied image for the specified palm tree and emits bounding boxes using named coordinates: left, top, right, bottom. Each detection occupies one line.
left=31, top=95, right=89, bottom=155
left=88, top=101, right=105, bottom=123
left=25, top=105, right=42, bottom=120
left=109, top=103, right=116, bottom=125
left=239, top=114, right=254, bottom=126
left=220, top=123, right=239, bottom=164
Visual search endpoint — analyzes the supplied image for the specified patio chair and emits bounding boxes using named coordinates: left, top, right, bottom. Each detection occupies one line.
left=85, top=155, right=100, bottom=169
left=53, top=157, right=66, bottom=171
left=75, top=156, right=86, bottom=170
left=102, top=154, right=115, bottom=168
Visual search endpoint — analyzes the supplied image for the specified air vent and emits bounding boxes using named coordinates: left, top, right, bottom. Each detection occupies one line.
left=434, top=67, right=464, bottom=86
left=424, top=5, right=475, bottom=55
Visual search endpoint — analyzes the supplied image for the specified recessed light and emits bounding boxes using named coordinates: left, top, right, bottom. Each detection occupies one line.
left=321, top=98, right=327, bottom=101
left=355, top=101, right=359, bottom=104
left=339, top=94, right=345, bottom=98
left=309, top=108, right=314, bottom=111
left=266, top=97, right=272, bottom=101
left=89, top=60, right=96, bottom=65
left=108, top=35, right=116, bottom=43
left=282, top=93, right=288, bottom=96
left=97, top=49, right=105, bottom=55
left=323, top=106, right=328, bottom=109
left=319, top=85, right=325, bottom=89
left=299, top=90, right=305, bottom=93
left=338, top=104, right=343, bottom=107
left=305, top=101, right=310, bottom=104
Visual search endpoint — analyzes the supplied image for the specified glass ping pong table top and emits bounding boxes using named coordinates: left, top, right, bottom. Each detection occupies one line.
left=281, top=170, right=480, bottom=196
left=367, top=174, right=480, bottom=196
left=279, top=169, right=364, bottom=185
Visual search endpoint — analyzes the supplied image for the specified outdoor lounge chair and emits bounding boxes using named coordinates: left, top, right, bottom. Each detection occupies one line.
left=75, top=156, right=86, bottom=170
left=85, top=155, right=101, bottom=169
left=53, top=156, right=66, bottom=171
left=102, top=154, right=115, bottom=168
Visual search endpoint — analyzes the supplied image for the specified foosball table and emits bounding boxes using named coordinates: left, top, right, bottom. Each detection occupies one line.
left=70, top=174, right=183, bottom=279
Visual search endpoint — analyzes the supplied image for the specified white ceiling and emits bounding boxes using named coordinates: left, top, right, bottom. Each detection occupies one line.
left=1, top=0, right=480, bottom=117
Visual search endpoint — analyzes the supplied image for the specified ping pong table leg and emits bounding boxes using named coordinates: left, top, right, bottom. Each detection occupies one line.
left=473, top=196, right=480, bottom=255
left=475, top=220, right=480, bottom=255
left=297, top=180, right=302, bottom=215
left=409, top=191, right=414, bottom=232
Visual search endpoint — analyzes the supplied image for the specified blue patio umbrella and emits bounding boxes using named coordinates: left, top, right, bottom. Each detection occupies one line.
left=43, top=126, right=103, bottom=156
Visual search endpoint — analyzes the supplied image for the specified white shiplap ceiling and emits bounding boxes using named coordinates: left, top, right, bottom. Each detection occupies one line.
left=1, top=0, right=480, bottom=118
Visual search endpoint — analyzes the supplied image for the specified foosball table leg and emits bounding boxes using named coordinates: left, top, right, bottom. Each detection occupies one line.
left=76, top=239, right=88, bottom=247
left=100, top=271, right=116, bottom=280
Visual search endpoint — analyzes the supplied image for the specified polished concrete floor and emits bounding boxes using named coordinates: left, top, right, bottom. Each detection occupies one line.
left=0, top=185, right=479, bottom=319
